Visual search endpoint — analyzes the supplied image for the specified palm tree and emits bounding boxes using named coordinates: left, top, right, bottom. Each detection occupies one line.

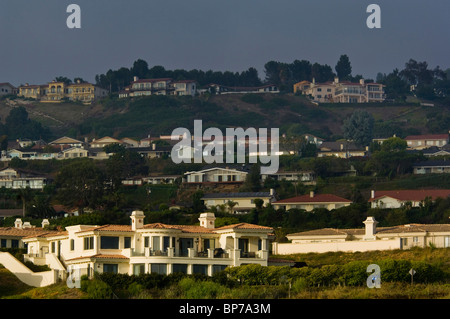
left=226, top=200, right=239, bottom=214
left=17, top=187, right=33, bottom=218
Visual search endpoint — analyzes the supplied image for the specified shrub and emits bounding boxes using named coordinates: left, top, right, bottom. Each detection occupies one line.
left=85, top=279, right=114, bottom=299
left=178, top=277, right=225, bottom=299
left=378, top=259, right=411, bottom=283
left=341, top=261, right=371, bottom=286
left=127, top=282, right=144, bottom=296
left=291, top=277, right=308, bottom=293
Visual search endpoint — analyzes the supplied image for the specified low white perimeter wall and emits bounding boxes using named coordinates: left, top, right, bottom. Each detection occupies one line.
left=272, top=239, right=401, bottom=255
left=0, top=252, right=58, bottom=287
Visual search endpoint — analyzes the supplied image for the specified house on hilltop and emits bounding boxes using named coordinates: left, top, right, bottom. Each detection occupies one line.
left=368, top=189, right=450, bottom=208
left=272, top=191, right=352, bottom=211
left=201, top=189, right=276, bottom=214
left=184, top=166, right=249, bottom=184
left=0, top=82, right=16, bottom=96
left=405, top=134, right=449, bottom=150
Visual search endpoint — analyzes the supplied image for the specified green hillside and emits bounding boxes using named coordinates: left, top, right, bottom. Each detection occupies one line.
left=2, top=93, right=448, bottom=141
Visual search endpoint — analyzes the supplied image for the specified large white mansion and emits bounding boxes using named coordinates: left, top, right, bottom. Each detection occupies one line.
left=14, top=212, right=273, bottom=281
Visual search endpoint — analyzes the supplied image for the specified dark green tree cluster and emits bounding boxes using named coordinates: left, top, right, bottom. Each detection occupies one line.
left=95, top=59, right=262, bottom=92
left=264, top=59, right=335, bottom=91
left=342, top=110, right=375, bottom=147
left=377, top=59, right=449, bottom=101
left=0, top=107, right=51, bottom=141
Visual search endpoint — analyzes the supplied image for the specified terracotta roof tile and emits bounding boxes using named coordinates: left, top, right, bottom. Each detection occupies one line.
left=75, top=225, right=133, bottom=233
left=0, top=227, right=56, bottom=238
left=369, top=189, right=450, bottom=202
left=405, top=134, right=449, bottom=140
left=215, top=223, right=273, bottom=231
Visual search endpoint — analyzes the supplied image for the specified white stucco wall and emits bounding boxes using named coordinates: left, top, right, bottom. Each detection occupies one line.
left=272, top=239, right=401, bottom=254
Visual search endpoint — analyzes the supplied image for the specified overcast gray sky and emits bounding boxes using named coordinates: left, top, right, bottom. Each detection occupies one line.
left=1, top=0, right=449, bottom=86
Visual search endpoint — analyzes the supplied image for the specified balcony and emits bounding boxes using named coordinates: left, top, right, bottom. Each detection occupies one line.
left=127, top=246, right=266, bottom=261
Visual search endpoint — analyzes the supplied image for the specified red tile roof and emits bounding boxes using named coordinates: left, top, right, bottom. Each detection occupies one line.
left=369, top=189, right=450, bottom=202
left=273, top=194, right=352, bottom=204
left=405, top=134, right=449, bottom=140
left=75, top=224, right=134, bottom=233
left=215, top=223, right=273, bottom=231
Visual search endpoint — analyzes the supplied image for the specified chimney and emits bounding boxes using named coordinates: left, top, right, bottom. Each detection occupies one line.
left=133, top=76, right=139, bottom=82
left=312, top=78, right=315, bottom=84
left=334, top=77, right=339, bottom=84
left=130, top=210, right=145, bottom=231
left=363, top=216, right=378, bottom=240
left=199, top=212, right=216, bottom=229
left=270, top=188, right=275, bottom=196
left=340, top=143, right=344, bottom=151
left=371, top=190, right=375, bottom=199
left=360, top=79, right=365, bottom=85
left=14, top=218, right=23, bottom=229
left=310, top=191, right=314, bottom=198
left=152, top=143, right=156, bottom=150
left=42, top=219, right=50, bottom=228
left=23, top=222, right=33, bottom=229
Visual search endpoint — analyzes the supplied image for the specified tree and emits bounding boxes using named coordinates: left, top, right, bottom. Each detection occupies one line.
left=54, top=76, right=72, bottom=85
left=5, top=107, right=51, bottom=140
left=226, top=200, right=238, bottom=214
left=380, top=137, right=407, bottom=152
left=241, top=164, right=262, bottom=192
left=73, top=77, right=86, bottom=83
left=335, top=55, right=352, bottom=80
left=311, top=63, right=335, bottom=83
left=105, top=149, right=149, bottom=190
left=55, top=160, right=105, bottom=213
left=378, top=69, right=409, bottom=100
left=131, top=59, right=150, bottom=79
left=16, top=187, right=34, bottom=217
left=342, top=110, right=374, bottom=147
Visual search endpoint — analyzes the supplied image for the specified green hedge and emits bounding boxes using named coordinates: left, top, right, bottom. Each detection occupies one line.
left=225, top=260, right=447, bottom=287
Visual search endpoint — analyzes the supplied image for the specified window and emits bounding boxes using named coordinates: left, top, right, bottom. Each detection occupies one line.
left=193, top=264, right=208, bottom=275
left=173, top=264, right=188, bottom=274
left=133, top=264, right=145, bottom=275
left=51, top=242, right=56, bottom=253
left=70, top=239, right=75, bottom=251
left=152, top=236, right=160, bottom=251
left=101, top=236, right=119, bottom=249
left=163, top=236, right=170, bottom=252
left=1, top=239, right=6, bottom=248
left=84, top=237, right=94, bottom=250
left=401, top=238, right=408, bottom=247
left=144, top=237, right=149, bottom=248
left=212, top=265, right=227, bottom=274
left=11, top=239, right=19, bottom=248
left=103, top=264, right=118, bottom=274
left=124, top=237, right=131, bottom=249
left=151, top=263, right=167, bottom=275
